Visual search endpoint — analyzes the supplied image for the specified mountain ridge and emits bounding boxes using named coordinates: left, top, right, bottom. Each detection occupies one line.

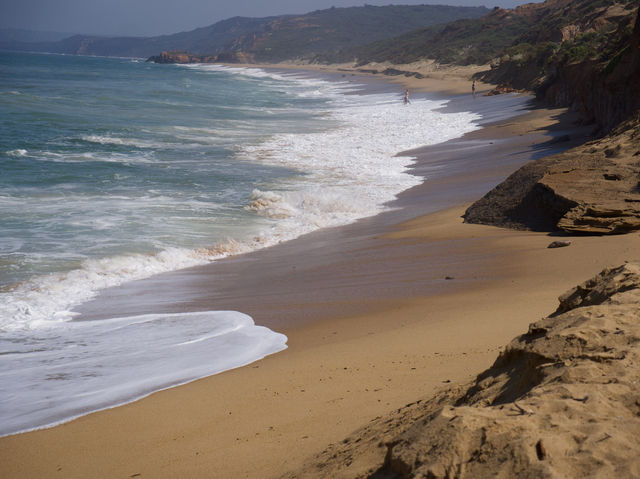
left=0, top=5, right=489, bottom=60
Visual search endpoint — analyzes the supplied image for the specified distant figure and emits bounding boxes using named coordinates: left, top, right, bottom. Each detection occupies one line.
left=472, top=80, right=476, bottom=97
left=403, top=89, right=410, bottom=105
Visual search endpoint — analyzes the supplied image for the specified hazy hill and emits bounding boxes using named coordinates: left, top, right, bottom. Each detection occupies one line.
left=0, top=16, right=277, bottom=58
left=0, top=5, right=488, bottom=59
left=0, top=28, right=75, bottom=43
left=220, top=4, right=489, bottom=62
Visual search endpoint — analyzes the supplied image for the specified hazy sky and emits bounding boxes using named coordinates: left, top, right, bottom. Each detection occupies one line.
left=2, top=0, right=533, bottom=37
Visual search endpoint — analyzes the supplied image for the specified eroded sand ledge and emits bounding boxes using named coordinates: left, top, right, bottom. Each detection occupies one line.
left=464, top=112, right=640, bottom=234
left=282, top=262, right=640, bottom=478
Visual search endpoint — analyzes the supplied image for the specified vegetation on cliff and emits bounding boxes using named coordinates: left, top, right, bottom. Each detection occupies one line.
left=483, top=0, right=639, bottom=128
left=315, top=0, right=636, bottom=73
left=313, top=7, right=532, bottom=66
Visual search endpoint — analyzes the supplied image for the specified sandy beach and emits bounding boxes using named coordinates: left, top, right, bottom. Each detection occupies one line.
left=226, top=59, right=496, bottom=96
left=2, top=67, right=638, bottom=479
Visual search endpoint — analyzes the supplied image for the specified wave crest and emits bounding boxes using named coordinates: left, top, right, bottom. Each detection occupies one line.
left=6, top=149, right=28, bottom=157
left=245, top=189, right=296, bottom=219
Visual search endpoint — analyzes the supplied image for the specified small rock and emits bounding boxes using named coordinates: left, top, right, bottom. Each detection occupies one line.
left=445, top=276, right=455, bottom=280
left=604, top=145, right=622, bottom=158
left=603, top=173, right=622, bottom=181
left=547, top=240, right=572, bottom=249
left=536, top=439, right=547, bottom=460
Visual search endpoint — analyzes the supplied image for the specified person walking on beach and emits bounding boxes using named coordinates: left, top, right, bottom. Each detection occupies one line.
left=472, top=80, right=476, bottom=97
left=403, top=89, right=410, bottom=105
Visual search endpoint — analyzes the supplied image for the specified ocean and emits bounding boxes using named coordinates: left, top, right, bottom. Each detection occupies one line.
left=0, top=51, right=481, bottom=436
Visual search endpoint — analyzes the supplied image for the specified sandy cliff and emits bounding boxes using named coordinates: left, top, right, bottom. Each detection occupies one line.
left=543, top=5, right=640, bottom=133
left=281, top=262, right=640, bottom=478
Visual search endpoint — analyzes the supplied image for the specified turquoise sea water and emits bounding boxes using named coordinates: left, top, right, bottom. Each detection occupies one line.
left=0, top=51, right=481, bottom=435
left=0, top=52, right=333, bottom=289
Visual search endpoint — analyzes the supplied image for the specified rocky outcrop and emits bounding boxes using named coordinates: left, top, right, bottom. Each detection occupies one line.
left=280, top=263, right=640, bottom=478
left=147, top=51, right=211, bottom=64
left=463, top=113, right=640, bottom=234
left=146, top=50, right=253, bottom=64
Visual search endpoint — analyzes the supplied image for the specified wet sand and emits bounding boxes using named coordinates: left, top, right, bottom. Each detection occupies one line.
left=3, top=72, right=637, bottom=479
left=75, top=92, right=579, bottom=330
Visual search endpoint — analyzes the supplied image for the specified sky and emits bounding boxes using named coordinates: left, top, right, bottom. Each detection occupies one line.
left=1, top=0, right=532, bottom=37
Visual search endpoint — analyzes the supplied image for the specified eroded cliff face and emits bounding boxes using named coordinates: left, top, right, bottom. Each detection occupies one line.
left=484, top=2, right=639, bottom=133
left=463, top=113, right=640, bottom=235
left=280, top=263, right=640, bottom=478
left=544, top=7, right=640, bottom=133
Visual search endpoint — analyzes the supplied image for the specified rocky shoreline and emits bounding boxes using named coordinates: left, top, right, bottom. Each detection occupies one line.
left=282, top=262, right=640, bottom=478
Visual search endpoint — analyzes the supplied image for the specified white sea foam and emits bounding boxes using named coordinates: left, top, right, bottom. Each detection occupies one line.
left=80, top=134, right=193, bottom=151
left=235, top=91, right=481, bottom=243
left=81, top=134, right=158, bottom=148
left=186, top=63, right=360, bottom=97
left=0, top=311, right=287, bottom=436
left=6, top=149, right=28, bottom=157
left=32, top=149, right=158, bottom=165
left=1, top=248, right=206, bottom=330
left=184, top=63, right=294, bottom=83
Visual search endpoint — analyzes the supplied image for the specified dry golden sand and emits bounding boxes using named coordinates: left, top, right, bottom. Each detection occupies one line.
left=2, top=67, right=637, bottom=479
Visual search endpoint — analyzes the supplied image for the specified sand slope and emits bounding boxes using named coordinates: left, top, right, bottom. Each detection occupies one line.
left=283, top=262, right=640, bottom=478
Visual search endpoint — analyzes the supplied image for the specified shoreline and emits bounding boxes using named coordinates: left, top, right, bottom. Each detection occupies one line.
left=3, top=65, right=634, bottom=478
left=74, top=74, right=547, bottom=332
left=220, top=59, right=496, bottom=96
